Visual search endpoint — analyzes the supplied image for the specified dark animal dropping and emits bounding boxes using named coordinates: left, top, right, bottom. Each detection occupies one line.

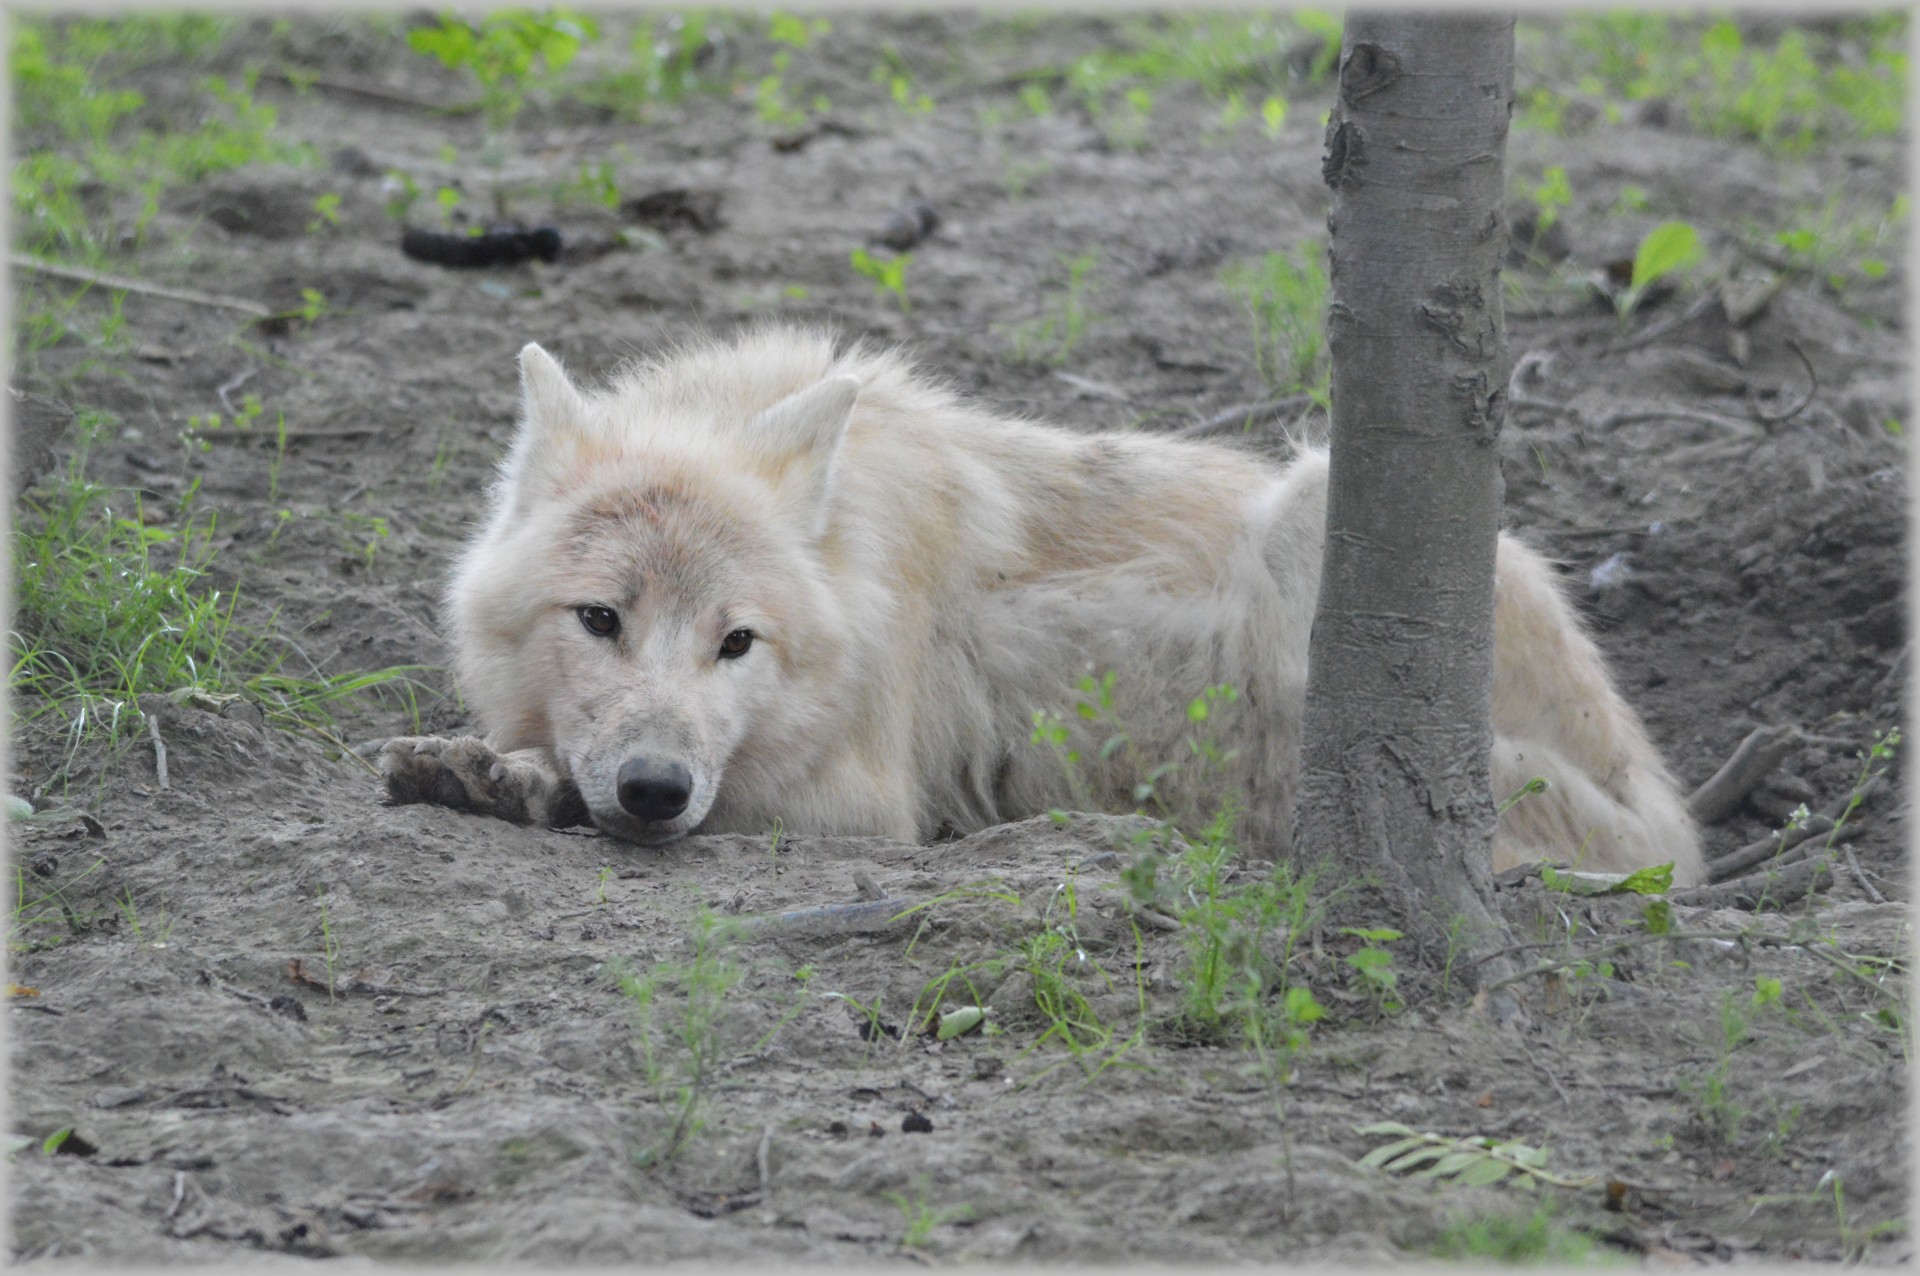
left=401, top=225, right=562, bottom=269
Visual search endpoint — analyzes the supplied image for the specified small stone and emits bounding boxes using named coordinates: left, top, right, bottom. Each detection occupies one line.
left=902, top=1112, right=934, bottom=1134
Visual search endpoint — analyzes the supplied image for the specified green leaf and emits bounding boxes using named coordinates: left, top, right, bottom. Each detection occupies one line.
left=1542, top=865, right=1673, bottom=896
left=41, top=1128, right=71, bottom=1155
left=1630, top=222, right=1702, bottom=291
left=1383, top=1146, right=1450, bottom=1173
left=1457, top=1157, right=1514, bottom=1186
left=937, top=1006, right=986, bottom=1040
left=1284, top=985, right=1325, bottom=1024
left=1615, top=863, right=1675, bottom=895
left=1420, top=1150, right=1482, bottom=1178
left=1359, top=1136, right=1427, bottom=1168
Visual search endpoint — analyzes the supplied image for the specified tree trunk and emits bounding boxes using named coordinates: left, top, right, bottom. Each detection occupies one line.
left=1293, top=14, right=1516, bottom=977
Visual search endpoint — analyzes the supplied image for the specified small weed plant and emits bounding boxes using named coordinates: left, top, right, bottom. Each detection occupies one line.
left=568, top=12, right=728, bottom=121
left=887, top=1175, right=974, bottom=1249
left=1678, top=975, right=1784, bottom=1147
left=1008, top=252, right=1101, bottom=367
left=1220, top=245, right=1330, bottom=405
left=407, top=9, right=599, bottom=139
left=753, top=12, right=832, bottom=129
left=1615, top=220, right=1702, bottom=317
left=850, top=248, right=911, bottom=313
left=617, top=911, right=813, bottom=1166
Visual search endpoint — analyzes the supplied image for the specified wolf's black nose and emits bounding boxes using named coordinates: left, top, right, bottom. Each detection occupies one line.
left=617, top=758, right=692, bottom=823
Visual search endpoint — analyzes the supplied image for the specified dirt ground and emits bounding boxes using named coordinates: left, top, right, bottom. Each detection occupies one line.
left=7, top=13, right=1910, bottom=1265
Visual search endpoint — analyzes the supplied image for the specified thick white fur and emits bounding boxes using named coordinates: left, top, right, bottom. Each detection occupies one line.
left=435, top=326, right=1702, bottom=884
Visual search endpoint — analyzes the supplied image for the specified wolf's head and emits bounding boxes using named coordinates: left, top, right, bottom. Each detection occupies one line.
left=446, top=336, right=862, bottom=844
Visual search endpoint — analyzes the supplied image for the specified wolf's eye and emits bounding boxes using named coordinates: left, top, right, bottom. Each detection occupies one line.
left=578, top=606, right=620, bottom=638
left=718, top=629, right=754, bottom=659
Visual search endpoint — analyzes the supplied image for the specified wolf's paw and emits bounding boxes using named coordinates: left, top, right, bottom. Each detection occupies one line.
left=378, top=736, right=587, bottom=828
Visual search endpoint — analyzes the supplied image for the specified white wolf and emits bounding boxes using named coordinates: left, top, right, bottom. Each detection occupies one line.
left=381, top=326, right=1703, bottom=885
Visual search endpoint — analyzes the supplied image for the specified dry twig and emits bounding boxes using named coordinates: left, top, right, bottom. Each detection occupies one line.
left=11, top=253, right=272, bottom=319
left=1179, top=394, right=1312, bottom=439
left=1754, top=339, right=1817, bottom=426
left=146, top=713, right=170, bottom=791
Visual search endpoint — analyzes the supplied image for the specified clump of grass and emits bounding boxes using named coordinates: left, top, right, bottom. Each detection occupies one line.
left=1028, top=13, right=1329, bottom=148
left=1032, top=671, right=1335, bottom=1073
left=13, top=17, right=307, bottom=263
left=1518, top=13, right=1906, bottom=155
left=1432, top=1201, right=1604, bottom=1265
left=1220, top=245, right=1330, bottom=406
left=9, top=416, right=433, bottom=782
left=9, top=856, right=106, bottom=953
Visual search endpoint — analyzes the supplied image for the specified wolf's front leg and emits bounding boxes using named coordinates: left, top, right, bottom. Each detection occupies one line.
left=379, top=736, right=589, bottom=828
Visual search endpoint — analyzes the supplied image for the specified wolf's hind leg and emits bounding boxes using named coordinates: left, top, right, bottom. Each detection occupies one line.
left=379, top=736, right=587, bottom=828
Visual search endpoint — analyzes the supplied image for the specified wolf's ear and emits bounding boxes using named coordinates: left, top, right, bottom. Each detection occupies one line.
left=744, top=375, right=859, bottom=463
left=744, top=375, right=859, bottom=535
left=518, top=343, right=586, bottom=429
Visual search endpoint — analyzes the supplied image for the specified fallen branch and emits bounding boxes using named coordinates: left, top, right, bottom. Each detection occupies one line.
left=1672, top=855, right=1831, bottom=911
left=1706, top=770, right=1888, bottom=882
left=10, top=253, right=272, bottom=319
left=1688, top=724, right=1802, bottom=825
left=1707, top=814, right=1837, bottom=882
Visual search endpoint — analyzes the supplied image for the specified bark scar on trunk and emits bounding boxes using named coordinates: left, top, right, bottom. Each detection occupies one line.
left=1322, top=120, right=1367, bottom=190
left=1339, top=42, right=1403, bottom=102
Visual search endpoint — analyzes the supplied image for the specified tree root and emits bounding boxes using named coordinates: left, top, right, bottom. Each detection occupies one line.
left=1688, top=723, right=1803, bottom=825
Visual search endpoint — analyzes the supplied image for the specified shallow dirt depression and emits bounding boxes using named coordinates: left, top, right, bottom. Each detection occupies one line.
left=6, top=13, right=1909, bottom=1266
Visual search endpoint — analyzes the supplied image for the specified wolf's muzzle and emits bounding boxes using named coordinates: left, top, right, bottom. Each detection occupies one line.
left=617, top=757, right=693, bottom=824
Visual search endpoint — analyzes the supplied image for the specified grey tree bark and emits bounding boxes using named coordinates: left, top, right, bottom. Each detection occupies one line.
left=1293, top=14, right=1517, bottom=977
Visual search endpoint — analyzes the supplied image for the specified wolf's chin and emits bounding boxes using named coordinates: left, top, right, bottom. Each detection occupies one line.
left=589, top=812, right=696, bottom=845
